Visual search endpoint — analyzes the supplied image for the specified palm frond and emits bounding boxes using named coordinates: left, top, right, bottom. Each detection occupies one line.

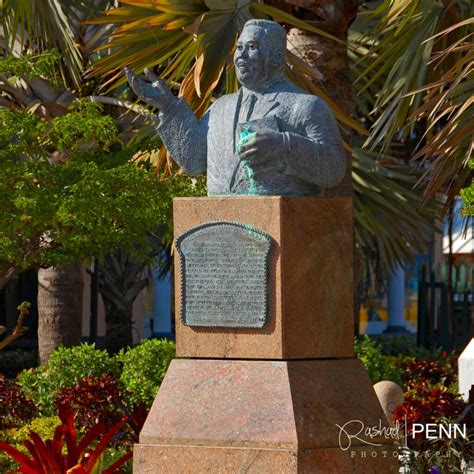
left=352, top=1, right=473, bottom=209
left=0, top=0, right=107, bottom=87
left=353, top=145, right=441, bottom=273
left=354, top=0, right=471, bottom=146
left=410, top=25, right=474, bottom=206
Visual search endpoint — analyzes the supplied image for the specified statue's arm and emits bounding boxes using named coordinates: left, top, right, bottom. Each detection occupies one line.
left=125, top=67, right=207, bottom=176
left=156, top=99, right=208, bottom=176
left=282, top=98, right=346, bottom=189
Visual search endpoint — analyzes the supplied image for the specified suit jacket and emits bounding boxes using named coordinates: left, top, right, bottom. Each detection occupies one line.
left=156, top=77, right=346, bottom=196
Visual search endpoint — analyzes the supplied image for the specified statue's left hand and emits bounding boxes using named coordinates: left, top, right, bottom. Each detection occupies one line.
left=124, top=67, right=175, bottom=111
left=238, top=130, right=284, bottom=166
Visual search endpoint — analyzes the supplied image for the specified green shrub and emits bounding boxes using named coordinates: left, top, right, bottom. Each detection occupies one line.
left=355, top=335, right=403, bottom=386
left=47, top=343, right=119, bottom=384
left=98, top=446, right=133, bottom=474
left=16, top=367, right=54, bottom=415
left=5, top=415, right=61, bottom=446
left=0, top=349, right=38, bottom=378
left=14, top=339, right=174, bottom=417
left=370, top=334, right=443, bottom=359
left=17, top=343, right=118, bottom=415
left=118, top=338, right=175, bottom=408
left=370, top=335, right=418, bottom=356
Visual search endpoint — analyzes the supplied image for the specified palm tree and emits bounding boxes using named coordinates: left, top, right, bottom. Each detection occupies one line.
left=353, top=0, right=472, bottom=208
left=37, top=264, right=83, bottom=363
left=98, top=250, right=151, bottom=354
left=351, top=0, right=472, bottom=336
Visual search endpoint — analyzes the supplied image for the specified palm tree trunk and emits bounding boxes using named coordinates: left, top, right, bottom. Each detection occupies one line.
left=287, top=29, right=352, bottom=113
left=37, top=263, right=83, bottom=364
left=287, top=28, right=353, bottom=197
left=102, top=297, right=134, bottom=354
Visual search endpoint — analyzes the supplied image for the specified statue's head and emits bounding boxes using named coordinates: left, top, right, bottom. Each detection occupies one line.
left=233, top=19, right=286, bottom=91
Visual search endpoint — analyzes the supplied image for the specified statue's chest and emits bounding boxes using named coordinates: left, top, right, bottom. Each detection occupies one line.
left=206, top=105, right=239, bottom=194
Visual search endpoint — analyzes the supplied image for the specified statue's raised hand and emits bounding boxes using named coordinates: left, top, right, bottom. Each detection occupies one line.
left=125, top=67, right=175, bottom=111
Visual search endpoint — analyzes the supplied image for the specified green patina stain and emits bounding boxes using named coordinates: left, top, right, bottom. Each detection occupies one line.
left=242, top=223, right=265, bottom=255
left=237, top=125, right=257, bottom=195
left=243, top=223, right=256, bottom=235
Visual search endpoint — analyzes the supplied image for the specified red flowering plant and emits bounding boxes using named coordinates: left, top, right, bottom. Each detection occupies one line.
left=0, top=374, right=37, bottom=430
left=393, top=381, right=467, bottom=450
left=393, top=380, right=473, bottom=473
left=54, top=374, right=149, bottom=444
left=398, top=351, right=458, bottom=391
left=0, top=403, right=132, bottom=473
left=55, top=375, right=124, bottom=431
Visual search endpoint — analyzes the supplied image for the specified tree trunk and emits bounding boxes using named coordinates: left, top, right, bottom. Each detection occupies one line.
left=37, top=263, right=83, bottom=364
left=287, top=28, right=353, bottom=197
left=4, top=278, right=19, bottom=334
left=0, top=266, right=18, bottom=291
left=287, top=29, right=352, bottom=112
left=98, top=250, right=148, bottom=354
left=283, top=1, right=360, bottom=333
left=102, top=297, right=134, bottom=354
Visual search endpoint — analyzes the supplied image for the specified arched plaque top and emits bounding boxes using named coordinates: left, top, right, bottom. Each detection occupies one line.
left=176, top=221, right=274, bottom=328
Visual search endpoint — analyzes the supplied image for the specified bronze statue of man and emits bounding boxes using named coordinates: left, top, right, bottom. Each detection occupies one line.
left=126, top=19, right=346, bottom=196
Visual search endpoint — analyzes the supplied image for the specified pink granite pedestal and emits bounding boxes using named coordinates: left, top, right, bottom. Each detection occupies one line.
left=133, top=197, right=399, bottom=473
left=135, top=359, right=399, bottom=473
left=173, top=197, right=354, bottom=359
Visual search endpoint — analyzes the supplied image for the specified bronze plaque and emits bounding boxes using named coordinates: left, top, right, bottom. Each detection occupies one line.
left=176, top=221, right=273, bottom=328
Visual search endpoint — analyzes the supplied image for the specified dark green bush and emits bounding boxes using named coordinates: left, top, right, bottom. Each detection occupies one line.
left=355, top=335, right=403, bottom=386
left=370, top=334, right=446, bottom=359
left=118, top=338, right=175, bottom=408
left=370, top=335, right=419, bottom=356
left=0, top=349, right=38, bottom=378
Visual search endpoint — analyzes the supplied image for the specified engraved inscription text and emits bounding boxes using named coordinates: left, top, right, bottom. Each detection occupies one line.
left=176, top=222, right=273, bottom=328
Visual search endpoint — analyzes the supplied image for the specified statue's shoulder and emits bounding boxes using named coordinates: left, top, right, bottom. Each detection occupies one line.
left=274, top=80, right=324, bottom=105
left=272, top=81, right=335, bottom=125
left=210, top=91, right=239, bottom=111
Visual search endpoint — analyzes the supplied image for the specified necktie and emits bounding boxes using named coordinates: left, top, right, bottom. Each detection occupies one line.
left=243, top=93, right=257, bottom=122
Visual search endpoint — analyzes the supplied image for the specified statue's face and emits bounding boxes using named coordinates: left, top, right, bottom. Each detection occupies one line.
left=233, top=26, right=267, bottom=89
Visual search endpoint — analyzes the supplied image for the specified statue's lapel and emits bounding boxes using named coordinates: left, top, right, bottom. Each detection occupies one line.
left=230, top=89, right=245, bottom=193
left=231, top=89, right=244, bottom=153
left=257, top=91, right=280, bottom=118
